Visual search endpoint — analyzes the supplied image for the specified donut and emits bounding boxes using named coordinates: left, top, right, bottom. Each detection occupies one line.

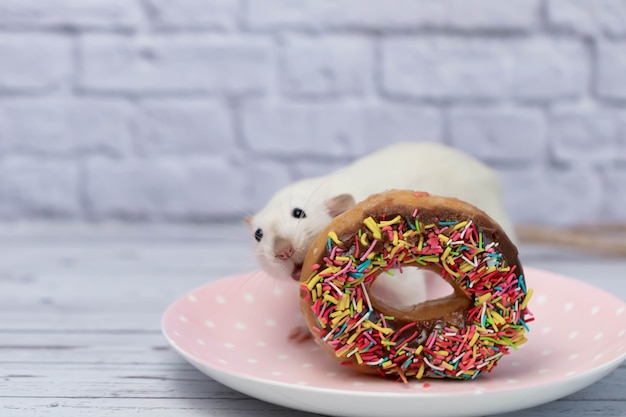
left=299, top=190, right=533, bottom=382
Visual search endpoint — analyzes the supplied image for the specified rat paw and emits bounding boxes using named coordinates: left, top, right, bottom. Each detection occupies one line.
left=288, top=325, right=312, bottom=343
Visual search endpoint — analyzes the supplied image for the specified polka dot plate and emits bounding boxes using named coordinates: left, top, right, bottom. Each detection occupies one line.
left=162, top=267, right=626, bottom=417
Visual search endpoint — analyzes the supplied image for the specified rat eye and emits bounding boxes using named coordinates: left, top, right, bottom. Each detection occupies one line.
left=254, top=228, right=263, bottom=242
left=292, top=208, right=306, bottom=219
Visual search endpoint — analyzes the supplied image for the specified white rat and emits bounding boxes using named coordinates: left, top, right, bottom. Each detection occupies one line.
left=245, top=142, right=515, bottom=335
left=247, top=141, right=514, bottom=274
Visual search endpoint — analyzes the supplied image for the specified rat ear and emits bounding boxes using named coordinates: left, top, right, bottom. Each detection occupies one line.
left=243, top=215, right=253, bottom=230
left=325, top=194, right=356, bottom=218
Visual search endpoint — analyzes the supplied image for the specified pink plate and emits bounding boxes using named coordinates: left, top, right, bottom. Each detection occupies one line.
left=162, top=267, right=626, bottom=417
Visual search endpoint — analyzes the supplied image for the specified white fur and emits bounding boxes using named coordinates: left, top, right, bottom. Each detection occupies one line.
left=249, top=142, right=515, bottom=300
left=251, top=178, right=336, bottom=281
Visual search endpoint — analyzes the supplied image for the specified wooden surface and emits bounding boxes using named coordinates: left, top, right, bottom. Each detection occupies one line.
left=1, top=224, right=625, bottom=417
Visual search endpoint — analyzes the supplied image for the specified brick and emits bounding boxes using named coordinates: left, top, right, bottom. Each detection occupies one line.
left=450, top=108, right=546, bottom=162
left=246, top=0, right=434, bottom=30
left=246, top=0, right=539, bottom=31
left=443, top=0, right=540, bottom=30
left=549, top=107, right=619, bottom=163
left=0, top=35, right=71, bottom=92
left=243, top=160, right=293, bottom=214
left=0, top=157, right=80, bottom=219
left=281, top=36, right=372, bottom=97
left=0, top=100, right=133, bottom=156
left=497, top=167, right=603, bottom=226
left=292, top=159, right=353, bottom=180
left=78, top=35, right=271, bottom=95
left=241, top=102, right=442, bottom=157
left=0, top=0, right=141, bottom=29
left=85, top=157, right=246, bottom=219
left=382, top=37, right=587, bottom=100
left=145, top=0, right=238, bottom=29
left=615, top=112, right=626, bottom=161
left=547, top=0, right=626, bottom=36
left=135, top=101, right=235, bottom=156
left=596, top=41, right=626, bottom=100
left=603, top=169, right=626, bottom=221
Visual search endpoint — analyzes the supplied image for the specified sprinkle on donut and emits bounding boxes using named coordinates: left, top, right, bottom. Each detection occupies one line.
left=299, top=190, right=533, bottom=382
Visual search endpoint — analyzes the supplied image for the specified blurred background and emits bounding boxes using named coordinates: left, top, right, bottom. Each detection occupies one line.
left=0, top=0, right=625, bottom=227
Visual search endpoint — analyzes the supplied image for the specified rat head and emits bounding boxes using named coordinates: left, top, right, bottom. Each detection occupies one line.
left=246, top=188, right=355, bottom=282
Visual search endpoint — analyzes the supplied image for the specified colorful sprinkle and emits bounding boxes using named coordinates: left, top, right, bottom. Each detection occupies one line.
left=300, top=194, right=533, bottom=382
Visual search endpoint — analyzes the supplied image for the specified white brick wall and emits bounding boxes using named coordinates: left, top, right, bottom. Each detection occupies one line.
left=245, top=0, right=541, bottom=31
left=0, top=35, right=71, bottom=92
left=0, top=99, right=134, bottom=155
left=0, top=0, right=623, bottom=225
left=241, top=102, right=442, bottom=157
left=78, top=35, right=272, bottom=94
left=280, top=36, right=372, bottom=97
left=449, top=108, right=547, bottom=162
left=597, top=41, right=626, bottom=99
left=382, top=37, right=588, bottom=100
left=0, top=0, right=142, bottom=29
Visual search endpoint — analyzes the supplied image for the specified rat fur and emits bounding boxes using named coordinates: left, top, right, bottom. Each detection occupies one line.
left=246, top=142, right=515, bottom=290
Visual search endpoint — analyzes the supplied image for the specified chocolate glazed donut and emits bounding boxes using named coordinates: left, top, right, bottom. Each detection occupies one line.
left=299, top=190, right=533, bottom=382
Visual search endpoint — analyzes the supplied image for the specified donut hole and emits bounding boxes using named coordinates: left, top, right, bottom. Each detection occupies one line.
left=369, top=267, right=455, bottom=309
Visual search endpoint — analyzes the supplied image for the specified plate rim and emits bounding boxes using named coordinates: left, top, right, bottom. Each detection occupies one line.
left=161, top=267, right=626, bottom=415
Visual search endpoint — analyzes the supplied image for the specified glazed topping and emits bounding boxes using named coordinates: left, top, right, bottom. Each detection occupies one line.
left=301, top=204, right=533, bottom=382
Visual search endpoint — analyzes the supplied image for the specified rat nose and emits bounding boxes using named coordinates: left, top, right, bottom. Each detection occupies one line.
left=274, top=236, right=294, bottom=260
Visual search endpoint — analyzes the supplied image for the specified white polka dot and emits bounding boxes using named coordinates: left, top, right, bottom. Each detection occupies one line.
left=594, top=353, right=604, bottom=360
left=243, top=293, right=254, bottom=303
left=178, top=315, right=188, bottom=323
left=536, top=294, right=547, bottom=305
left=297, top=381, right=308, bottom=385
left=506, top=379, right=517, bottom=384
left=247, top=358, right=258, bottom=364
left=278, top=354, right=289, bottom=360
left=618, top=346, right=624, bottom=352
left=271, top=371, right=282, bottom=376
left=205, top=320, right=215, bottom=328
left=618, top=330, right=625, bottom=338
left=327, top=372, right=337, bottom=377
left=302, top=363, right=313, bottom=368
left=541, top=327, right=551, bottom=334
left=538, top=369, right=549, bottom=374
left=273, top=286, right=284, bottom=297
left=565, top=371, right=576, bottom=377
left=234, top=322, right=247, bottom=330
left=617, top=307, right=624, bottom=316
left=541, top=349, right=552, bottom=356
left=564, top=303, right=574, bottom=312
left=594, top=332, right=603, bottom=341
left=216, top=295, right=226, bottom=304
left=569, top=353, right=579, bottom=360
left=353, top=381, right=365, bottom=387
left=197, top=339, right=206, bottom=346
left=266, top=319, right=277, bottom=327
left=187, top=294, right=197, bottom=303
left=568, top=331, right=578, bottom=340
left=224, top=342, right=235, bottom=349
left=218, top=358, right=228, bottom=364
left=591, top=306, right=600, bottom=315
left=173, top=330, right=181, bottom=337
left=256, top=341, right=267, bottom=347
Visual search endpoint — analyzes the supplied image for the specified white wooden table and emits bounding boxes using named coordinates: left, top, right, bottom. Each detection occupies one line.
left=1, top=224, right=625, bottom=416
